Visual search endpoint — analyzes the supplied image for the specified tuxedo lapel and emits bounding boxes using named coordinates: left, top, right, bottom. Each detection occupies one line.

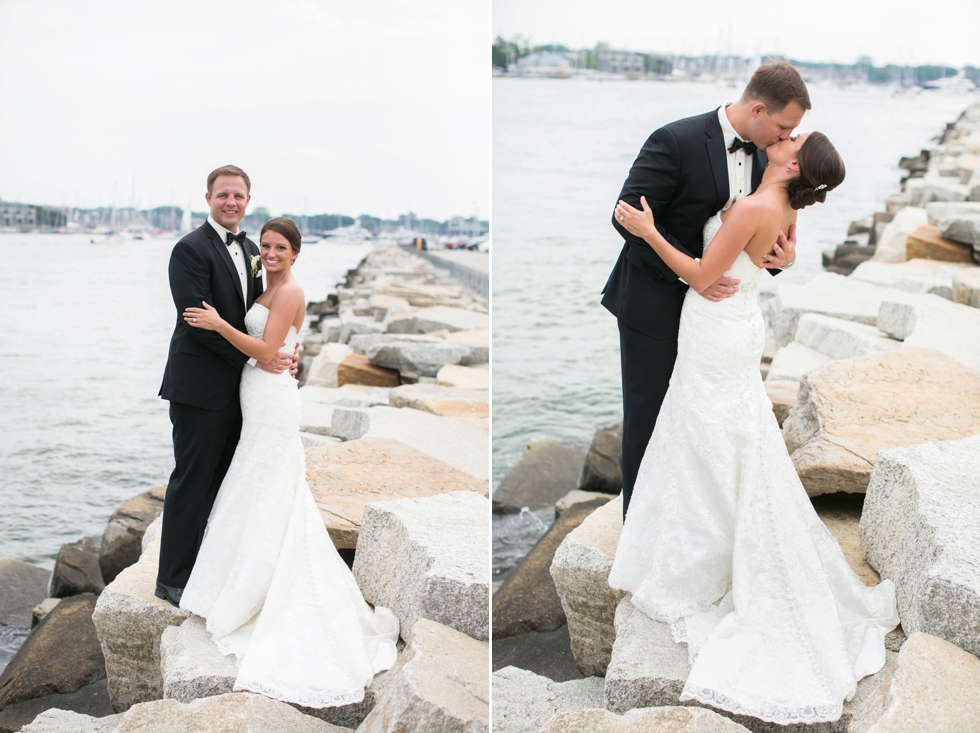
left=205, top=223, right=246, bottom=305
left=751, top=148, right=768, bottom=192
left=704, top=113, right=730, bottom=212
left=244, top=242, right=257, bottom=307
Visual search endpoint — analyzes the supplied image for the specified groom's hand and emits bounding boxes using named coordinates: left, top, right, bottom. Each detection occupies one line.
left=289, top=343, right=300, bottom=379
left=256, top=351, right=291, bottom=374
left=696, top=276, right=740, bottom=302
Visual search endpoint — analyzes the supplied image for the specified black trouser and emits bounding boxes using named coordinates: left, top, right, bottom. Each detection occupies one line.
left=157, top=398, right=242, bottom=588
left=619, top=320, right=678, bottom=520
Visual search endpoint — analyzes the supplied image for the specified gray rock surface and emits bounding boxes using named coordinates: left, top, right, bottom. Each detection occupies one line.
left=953, top=267, right=980, bottom=307
left=339, top=309, right=385, bottom=343
left=491, top=666, right=604, bottom=733
left=385, top=305, right=489, bottom=334
left=577, top=423, right=623, bottom=494
left=357, top=619, right=488, bottom=733
left=353, top=492, right=489, bottom=642
left=349, top=334, right=471, bottom=376
left=159, top=616, right=236, bottom=704
left=304, top=343, right=353, bottom=389
left=0, top=557, right=51, bottom=627
left=848, top=632, right=980, bottom=733
left=298, top=384, right=390, bottom=435
left=859, top=436, right=980, bottom=656
left=550, top=495, right=626, bottom=677
left=0, top=679, right=113, bottom=733
left=99, top=486, right=166, bottom=584
left=444, top=328, right=490, bottom=364
left=849, top=258, right=974, bottom=299
left=0, top=594, right=105, bottom=710
left=604, top=596, right=898, bottom=733
left=388, top=383, right=488, bottom=428
left=30, top=598, right=61, bottom=629
left=330, top=405, right=489, bottom=480
left=764, top=342, right=833, bottom=383
left=792, top=314, right=900, bottom=361
left=870, top=207, right=928, bottom=263
left=541, top=706, right=752, bottom=733
left=50, top=536, right=105, bottom=598
left=92, top=518, right=191, bottom=711
left=493, top=499, right=608, bottom=639
left=781, top=348, right=980, bottom=496
left=19, top=708, right=122, bottom=733
left=114, top=693, right=352, bottom=732
left=493, top=440, right=587, bottom=514
left=305, top=438, right=486, bottom=550
left=876, top=295, right=980, bottom=372
left=436, top=363, right=489, bottom=389
left=767, top=273, right=911, bottom=348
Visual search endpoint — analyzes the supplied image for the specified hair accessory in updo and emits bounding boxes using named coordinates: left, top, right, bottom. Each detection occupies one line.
left=787, top=133, right=845, bottom=210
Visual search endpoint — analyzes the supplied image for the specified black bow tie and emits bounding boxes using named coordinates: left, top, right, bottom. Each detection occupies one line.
left=728, top=138, right=757, bottom=155
left=226, top=231, right=246, bottom=246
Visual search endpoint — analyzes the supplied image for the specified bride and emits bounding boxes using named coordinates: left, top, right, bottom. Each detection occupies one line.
left=180, top=217, right=398, bottom=708
left=608, top=133, right=899, bottom=725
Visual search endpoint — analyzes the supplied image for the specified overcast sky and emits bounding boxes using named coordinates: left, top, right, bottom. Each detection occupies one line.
left=0, top=0, right=488, bottom=220
left=493, top=0, right=980, bottom=69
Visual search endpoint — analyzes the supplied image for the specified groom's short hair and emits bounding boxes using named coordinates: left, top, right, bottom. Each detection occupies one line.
left=743, top=61, right=811, bottom=113
left=207, top=165, right=251, bottom=194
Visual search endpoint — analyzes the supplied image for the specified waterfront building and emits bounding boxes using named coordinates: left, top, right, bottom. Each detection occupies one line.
left=0, top=199, right=36, bottom=228
left=516, top=52, right=570, bottom=78
left=594, top=44, right=644, bottom=75
left=446, top=216, right=487, bottom=237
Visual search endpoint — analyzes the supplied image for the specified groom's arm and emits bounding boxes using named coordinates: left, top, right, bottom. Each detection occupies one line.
left=612, top=126, right=698, bottom=283
left=169, top=240, right=250, bottom=367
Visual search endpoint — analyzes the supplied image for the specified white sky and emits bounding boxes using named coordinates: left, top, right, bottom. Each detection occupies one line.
left=0, top=0, right=489, bottom=221
left=493, top=0, right=980, bottom=69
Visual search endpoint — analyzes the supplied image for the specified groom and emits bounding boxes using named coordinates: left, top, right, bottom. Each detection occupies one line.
left=602, top=61, right=811, bottom=518
left=156, top=165, right=292, bottom=606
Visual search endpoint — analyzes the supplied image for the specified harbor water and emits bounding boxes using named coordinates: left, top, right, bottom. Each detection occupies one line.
left=0, top=234, right=372, bottom=567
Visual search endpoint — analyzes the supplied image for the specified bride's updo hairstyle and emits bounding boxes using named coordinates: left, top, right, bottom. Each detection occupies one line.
left=788, top=132, right=845, bottom=210
left=260, top=217, right=302, bottom=254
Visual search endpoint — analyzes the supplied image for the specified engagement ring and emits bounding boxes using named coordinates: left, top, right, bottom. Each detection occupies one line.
left=193, top=318, right=198, bottom=323
left=619, top=215, right=624, bottom=221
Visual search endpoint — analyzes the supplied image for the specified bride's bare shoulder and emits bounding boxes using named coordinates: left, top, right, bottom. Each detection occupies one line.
left=272, top=280, right=305, bottom=303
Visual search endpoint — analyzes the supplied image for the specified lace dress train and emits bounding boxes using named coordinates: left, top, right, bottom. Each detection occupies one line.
left=608, top=215, right=898, bottom=725
left=180, top=304, right=398, bottom=708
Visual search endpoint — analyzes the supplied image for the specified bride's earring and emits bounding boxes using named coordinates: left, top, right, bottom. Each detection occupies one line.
left=786, top=167, right=791, bottom=173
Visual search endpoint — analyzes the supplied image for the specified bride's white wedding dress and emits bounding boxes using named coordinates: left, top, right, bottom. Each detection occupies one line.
left=181, top=303, right=399, bottom=708
left=608, top=214, right=899, bottom=725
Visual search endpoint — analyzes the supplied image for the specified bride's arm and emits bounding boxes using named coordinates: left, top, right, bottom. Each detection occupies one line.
left=615, top=196, right=762, bottom=292
left=183, top=285, right=304, bottom=363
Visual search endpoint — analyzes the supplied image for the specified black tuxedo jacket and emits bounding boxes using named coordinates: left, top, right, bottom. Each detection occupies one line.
left=601, top=108, right=771, bottom=339
left=159, top=222, right=264, bottom=410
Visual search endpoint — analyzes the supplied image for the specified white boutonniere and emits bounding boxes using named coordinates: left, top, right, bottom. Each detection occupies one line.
left=250, top=254, right=261, bottom=278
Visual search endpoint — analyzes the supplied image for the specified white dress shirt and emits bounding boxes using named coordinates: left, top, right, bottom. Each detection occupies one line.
left=208, top=215, right=248, bottom=305
left=717, top=105, right=793, bottom=269
left=718, top=104, right=753, bottom=211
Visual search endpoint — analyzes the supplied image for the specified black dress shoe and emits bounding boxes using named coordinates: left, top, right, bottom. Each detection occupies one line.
left=155, top=583, right=184, bottom=607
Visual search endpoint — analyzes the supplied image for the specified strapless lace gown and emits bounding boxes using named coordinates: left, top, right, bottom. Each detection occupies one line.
left=608, top=215, right=899, bottom=725
left=181, top=303, right=398, bottom=708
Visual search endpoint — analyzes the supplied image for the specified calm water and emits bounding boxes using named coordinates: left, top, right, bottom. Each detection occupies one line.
left=492, top=79, right=976, bottom=491
left=0, top=234, right=372, bottom=567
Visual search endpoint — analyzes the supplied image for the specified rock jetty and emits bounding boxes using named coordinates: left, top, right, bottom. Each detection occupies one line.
left=2, top=245, right=489, bottom=732
left=493, top=102, right=980, bottom=732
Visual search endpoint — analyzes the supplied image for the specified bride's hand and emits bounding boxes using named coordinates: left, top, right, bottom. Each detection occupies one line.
left=184, top=301, right=225, bottom=331
left=615, top=196, right=656, bottom=239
